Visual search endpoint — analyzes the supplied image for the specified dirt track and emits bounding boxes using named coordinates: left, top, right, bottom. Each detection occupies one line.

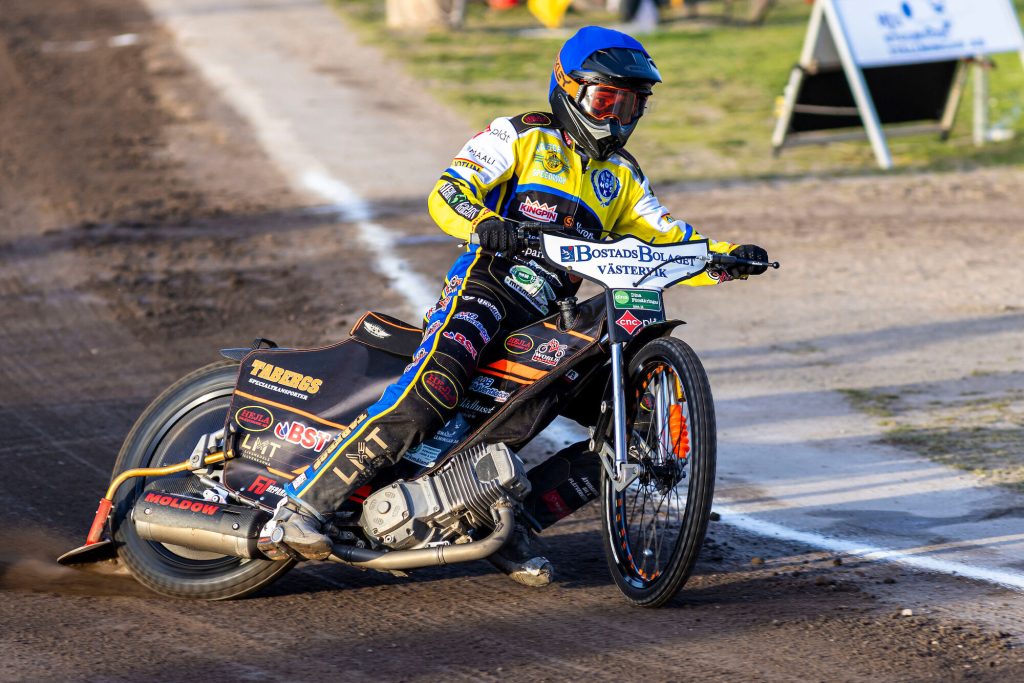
left=2, top=1, right=1024, bottom=681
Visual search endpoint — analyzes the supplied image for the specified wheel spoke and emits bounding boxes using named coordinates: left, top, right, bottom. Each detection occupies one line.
left=614, top=359, right=701, bottom=585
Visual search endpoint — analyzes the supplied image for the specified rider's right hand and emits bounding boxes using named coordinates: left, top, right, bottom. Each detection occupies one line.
left=474, top=217, right=520, bottom=253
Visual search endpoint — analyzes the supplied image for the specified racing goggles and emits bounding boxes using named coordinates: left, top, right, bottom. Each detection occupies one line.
left=577, top=82, right=649, bottom=126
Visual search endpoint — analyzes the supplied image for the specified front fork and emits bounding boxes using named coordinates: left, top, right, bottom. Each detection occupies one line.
left=599, top=342, right=641, bottom=492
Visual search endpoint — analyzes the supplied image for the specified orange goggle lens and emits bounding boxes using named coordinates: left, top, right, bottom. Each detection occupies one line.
left=578, top=83, right=647, bottom=125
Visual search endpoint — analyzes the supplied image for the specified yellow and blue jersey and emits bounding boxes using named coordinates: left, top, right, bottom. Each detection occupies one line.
left=428, top=111, right=737, bottom=288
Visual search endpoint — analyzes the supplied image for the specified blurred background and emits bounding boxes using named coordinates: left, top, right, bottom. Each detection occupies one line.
left=349, top=0, right=1024, bottom=180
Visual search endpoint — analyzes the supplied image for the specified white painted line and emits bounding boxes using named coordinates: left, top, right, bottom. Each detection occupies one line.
left=108, top=34, right=141, bottom=47
left=301, top=170, right=437, bottom=315
left=715, top=503, right=1024, bottom=592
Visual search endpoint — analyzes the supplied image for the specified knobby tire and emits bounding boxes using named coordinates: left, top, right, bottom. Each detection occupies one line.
left=600, top=337, right=717, bottom=607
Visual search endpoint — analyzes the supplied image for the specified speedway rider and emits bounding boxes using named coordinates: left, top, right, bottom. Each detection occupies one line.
left=259, top=26, right=770, bottom=586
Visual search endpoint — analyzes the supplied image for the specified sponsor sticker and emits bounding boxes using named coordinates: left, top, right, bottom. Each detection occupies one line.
left=465, top=145, right=497, bottom=166
left=404, top=442, right=443, bottom=467
left=454, top=311, right=492, bottom=344
left=591, top=169, right=621, bottom=206
left=144, top=492, right=219, bottom=516
left=443, top=330, right=478, bottom=359
left=459, top=398, right=496, bottom=415
left=532, top=338, right=568, bottom=367
left=247, top=360, right=322, bottom=397
left=508, top=264, right=554, bottom=301
left=248, top=475, right=277, bottom=496
left=529, top=145, right=568, bottom=184
left=505, top=334, right=534, bottom=354
left=522, top=112, right=552, bottom=126
left=462, top=296, right=503, bottom=321
left=469, top=375, right=512, bottom=403
left=273, top=421, right=334, bottom=452
left=542, top=150, right=565, bottom=174
left=364, top=321, right=390, bottom=338
left=612, top=289, right=661, bottom=311
left=453, top=158, right=483, bottom=173
left=541, top=489, right=572, bottom=520
left=518, top=198, right=558, bottom=223
left=422, top=371, right=459, bottom=409
left=615, top=310, right=644, bottom=336
left=404, top=412, right=474, bottom=467
left=503, top=275, right=549, bottom=315
left=403, top=346, right=428, bottom=374
left=442, top=276, right=463, bottom=297
left=236, top=405, right=273, bottom=432
left=239, top=434, right=281, bottom=464
left=423, top=320, right=442, bottom=339
left=454, top=202, right=480, bottom=220
left=487, top=126, right=511, bottom=143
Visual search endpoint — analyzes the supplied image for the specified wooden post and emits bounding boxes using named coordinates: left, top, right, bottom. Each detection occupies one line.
left=386, top=0, right=447, bottom=30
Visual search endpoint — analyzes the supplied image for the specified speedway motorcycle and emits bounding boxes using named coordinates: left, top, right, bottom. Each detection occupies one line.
left=59, top=225, right=777, bottom=607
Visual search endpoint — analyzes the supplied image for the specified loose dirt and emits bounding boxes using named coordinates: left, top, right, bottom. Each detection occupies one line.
left=2, top=0, right=1024, bottom=681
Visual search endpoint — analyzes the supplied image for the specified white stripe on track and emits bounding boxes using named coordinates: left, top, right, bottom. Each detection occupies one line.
left=714, top=503, right=1024, bottom=592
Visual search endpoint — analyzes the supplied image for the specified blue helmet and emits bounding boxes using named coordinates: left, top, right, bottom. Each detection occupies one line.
left=549, top=26, right=662, bottom=160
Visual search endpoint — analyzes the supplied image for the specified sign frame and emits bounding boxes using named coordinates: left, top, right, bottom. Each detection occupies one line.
left=772, top=0, right=1024, bottom=169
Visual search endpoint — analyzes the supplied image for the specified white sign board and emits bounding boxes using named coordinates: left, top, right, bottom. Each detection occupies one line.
left=833, top=0, right=1024, bottom=68
left=540, top=234, right=709, bottom=290
left=773, top=0, right=1024, bottom=169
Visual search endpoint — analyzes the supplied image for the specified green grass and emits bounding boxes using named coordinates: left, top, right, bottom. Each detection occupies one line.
left=333, top=0, right=1024, bottom=183
left=841, top=385, right=1024, bottom=493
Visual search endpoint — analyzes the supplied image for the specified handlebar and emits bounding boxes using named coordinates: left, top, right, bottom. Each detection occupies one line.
left=706, top=252, right=780, bottom=270
left=469, top=221, right=780, bottom=271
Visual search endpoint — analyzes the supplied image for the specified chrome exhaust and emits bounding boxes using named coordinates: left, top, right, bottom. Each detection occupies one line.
left=329, top=499, right=514, bottom=571
left=133, top=491, right=270, bottom=559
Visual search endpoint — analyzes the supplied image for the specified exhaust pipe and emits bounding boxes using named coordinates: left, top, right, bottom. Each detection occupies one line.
left=329, top=500, right=514, bottom=571
left=133, top=491, right=270, bottom=559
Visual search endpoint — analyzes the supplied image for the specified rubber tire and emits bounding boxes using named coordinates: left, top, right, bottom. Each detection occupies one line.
left=601, top=337, right=716, bottom=608
left=111, top=361, right=295, bottom=600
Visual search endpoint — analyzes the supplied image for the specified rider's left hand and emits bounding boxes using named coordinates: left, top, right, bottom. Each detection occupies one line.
left=727, top=244, right=769, bottom=278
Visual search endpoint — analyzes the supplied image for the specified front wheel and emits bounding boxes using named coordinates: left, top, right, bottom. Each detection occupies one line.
left=601, top=337, right=717, bottom=607
left=110, top=361, right=294, bottom=599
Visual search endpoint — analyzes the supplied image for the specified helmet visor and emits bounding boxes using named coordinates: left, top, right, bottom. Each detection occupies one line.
left=578, top=83, right=648, bottom=126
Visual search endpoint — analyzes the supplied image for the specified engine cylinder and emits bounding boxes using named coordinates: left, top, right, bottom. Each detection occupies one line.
left=133, top=490, right=269, bottom=559
left=360, top=442, right=530, bottom=550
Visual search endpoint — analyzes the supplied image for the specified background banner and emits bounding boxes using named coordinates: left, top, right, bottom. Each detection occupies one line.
left=833, top=0, right=1024, bottom=68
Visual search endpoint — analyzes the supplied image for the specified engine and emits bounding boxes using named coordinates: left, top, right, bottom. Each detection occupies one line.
left=360, top=442, right=530, bottom=550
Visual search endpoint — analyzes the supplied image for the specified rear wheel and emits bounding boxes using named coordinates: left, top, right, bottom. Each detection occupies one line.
left=601, top=337, right=716, bottom=607
left=111, top=361, right=294, bottom=600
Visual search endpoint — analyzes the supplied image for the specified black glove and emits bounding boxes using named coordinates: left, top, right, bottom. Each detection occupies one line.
left=474, top=217, right=520, bottom=253
left=727, top=244, right=769, bottom=277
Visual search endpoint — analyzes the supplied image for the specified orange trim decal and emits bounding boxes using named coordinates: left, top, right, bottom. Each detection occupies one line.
left=487, top=359, right=547, bottom=381
left=368, top=311, right=421, bottom=333
left=478, top=369, right=533, bottom=385
left=267, top=467, right=296, bottom=481
left=542, top=322, right=595, bottom=342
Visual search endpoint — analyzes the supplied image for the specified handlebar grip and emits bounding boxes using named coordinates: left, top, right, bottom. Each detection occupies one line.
left=709, top=253, right=780, bottom=269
